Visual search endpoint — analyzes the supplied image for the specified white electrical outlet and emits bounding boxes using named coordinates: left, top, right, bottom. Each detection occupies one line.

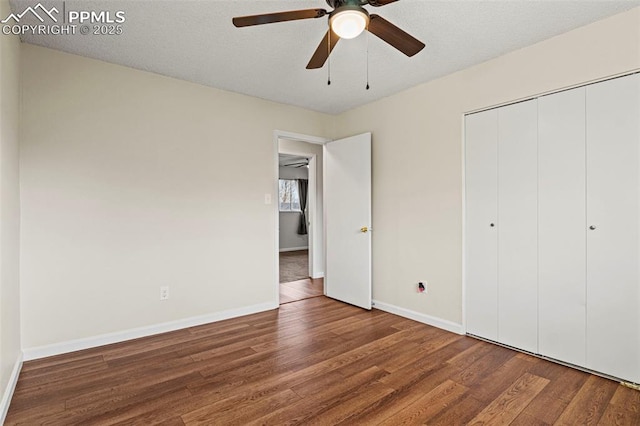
left=160, top=286, right=169, bottom=301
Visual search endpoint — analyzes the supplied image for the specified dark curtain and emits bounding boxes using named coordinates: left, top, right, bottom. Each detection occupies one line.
left=297, top=179, right=308, bottom=235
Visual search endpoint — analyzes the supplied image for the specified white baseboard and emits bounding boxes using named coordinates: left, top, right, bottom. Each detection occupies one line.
left=311, top=271, right=324, bottom=279
left=22, top=302, right=277, bottom=361
left=279, top=246, right=309, bottom=252
left=372, top=300, right=464, bottom=335
left=0, top=352, right=23, bottom=424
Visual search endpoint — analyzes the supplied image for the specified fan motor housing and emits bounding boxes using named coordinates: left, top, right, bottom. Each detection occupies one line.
left=326, top=0, right=369, bottom=8
left=329, top=4, right=370, bottom=19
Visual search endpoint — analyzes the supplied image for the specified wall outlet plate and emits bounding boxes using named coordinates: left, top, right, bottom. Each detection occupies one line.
left=160, top=286, right=169, bottom=300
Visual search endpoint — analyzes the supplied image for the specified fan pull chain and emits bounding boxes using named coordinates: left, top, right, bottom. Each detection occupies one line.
left=327, top=30, right=331, bottom=85
left=366, top=32, right=370, bottom=90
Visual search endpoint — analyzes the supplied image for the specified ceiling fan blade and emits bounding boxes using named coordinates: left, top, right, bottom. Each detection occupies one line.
left=233, top=9, right=327, bottom=27
left=367, top=14, right=425, bottom=57
left=306, top=29, right=340, bottom=69
left=367, top=0, right=399, bottom=6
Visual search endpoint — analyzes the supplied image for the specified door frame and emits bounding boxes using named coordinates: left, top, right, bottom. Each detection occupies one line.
left=273, top=130, right=331, bottom=305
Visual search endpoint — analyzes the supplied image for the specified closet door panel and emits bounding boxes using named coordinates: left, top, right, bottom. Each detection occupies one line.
left=538, top=88, right=587, bottom=367
left=465, top=109, right=499, bottom=340
left=586, top=74, right=640, bottom=383
left=497, top=100, right=538, bottom=353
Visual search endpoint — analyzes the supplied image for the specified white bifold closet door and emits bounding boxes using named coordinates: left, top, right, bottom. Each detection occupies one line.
left=538, top=87, right=587, bottom=367
left=497, top=100, right=538, bottom=353
left=465, top=109, right=498, bottom=341
left=586, top=74, right=640, bottom=383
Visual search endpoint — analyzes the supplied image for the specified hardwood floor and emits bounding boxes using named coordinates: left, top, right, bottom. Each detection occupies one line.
left=279, top=278, right=323, bottom=304
left=6, top=297, right=640, bottom=425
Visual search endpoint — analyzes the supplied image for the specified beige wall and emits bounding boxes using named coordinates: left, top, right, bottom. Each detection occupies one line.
left=333, top=7, right=640, bottom=325
left=20, top=44, right=331, bottom=349
left=0, top=0, right=22, bottom=414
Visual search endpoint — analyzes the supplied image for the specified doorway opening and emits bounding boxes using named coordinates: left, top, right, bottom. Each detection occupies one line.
left=275, top=132, right=328, bottom=305
left=278, top=153, right=322, bottom=304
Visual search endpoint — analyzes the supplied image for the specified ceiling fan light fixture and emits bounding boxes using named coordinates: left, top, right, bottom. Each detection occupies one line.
left=330, top=8, right=369, bottom=39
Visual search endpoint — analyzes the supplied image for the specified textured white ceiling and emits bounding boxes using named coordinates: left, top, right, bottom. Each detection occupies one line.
left=10, top=0, right=640, bottom=114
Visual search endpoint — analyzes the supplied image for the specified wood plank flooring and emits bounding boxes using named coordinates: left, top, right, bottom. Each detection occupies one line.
left=279, top=278, right=324, bottom=304
left=6, top=296, right=640, bottom=425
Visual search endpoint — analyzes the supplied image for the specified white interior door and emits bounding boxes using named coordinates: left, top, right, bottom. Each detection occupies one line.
left=324, top=133, right=372, bottom=309
left=538, top=87, right=587, bottom=367
left=586, top=73, right=640, bottom=383
left=497, top=100, right=538, bottom=353
left=465, top=109, right=499, bottom=341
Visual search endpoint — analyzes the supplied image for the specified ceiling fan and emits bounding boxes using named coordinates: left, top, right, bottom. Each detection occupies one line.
left=284, top=161, right=309, bottom=168
left=282, top=158, right=309, bottom=168
left=232, top=0, right=425, bottom=70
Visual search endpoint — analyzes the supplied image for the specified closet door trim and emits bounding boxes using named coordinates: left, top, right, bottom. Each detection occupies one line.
left=464, top=71, right=640, bottom=116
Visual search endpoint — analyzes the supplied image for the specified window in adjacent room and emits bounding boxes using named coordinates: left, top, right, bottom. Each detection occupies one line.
left=279, top=179, right=301, bottom=212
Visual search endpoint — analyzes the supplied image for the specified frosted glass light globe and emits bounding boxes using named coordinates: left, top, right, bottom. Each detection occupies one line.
left=330, top=10, right=369, bottom=39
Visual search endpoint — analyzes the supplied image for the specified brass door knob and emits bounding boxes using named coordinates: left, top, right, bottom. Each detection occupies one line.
left=360, top=226, right=369, bottom=233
